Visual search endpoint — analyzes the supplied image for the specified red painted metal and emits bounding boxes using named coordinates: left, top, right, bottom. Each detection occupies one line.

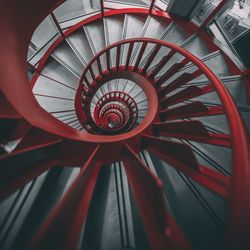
left=100, top=0, right=104, bottom=17
left=125, top=42, right=134, bottom=69
left=155, top=59, right=190, bottom=86
left=96, top=57, right=103, bottom=76
left=116, top=44, right=121, bottom=70
left=1, top=2, right=250, bottom=248
left=153, top=120, right=231, bottom=147
left=148, top=49, right=175, bottom=78
left=159, top=84, right=214, bottom=106
left=141, top=43, right=161, bottom=73
left=122, top=143, right=191, bottom=250
left=0, top=93, right=20, bottom=119
left=91, top=91, right=138, bottom=132
left=30, top=7, right=240, bottom=82
left=158, top=69, right=202, bottom=97
left=149, top=0, right=156, bottom=14
left=29, top=146, right=101, bottom=250
left=159, top=101, right=224, bottom=120
left=0, top=128, right=61, bottom=160
left=35, top=33, right=250, bottom=244
left=72, top=37, right=250, bottom=245
left=142, top=135, right=230, bottom=198
left=134, top=41, right=148, bottom=71
left=75, top=69, right=158, bottom=143
left=106, top=50, right=111, bottom=71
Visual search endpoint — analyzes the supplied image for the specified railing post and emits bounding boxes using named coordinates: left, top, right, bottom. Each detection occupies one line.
left=100, top=0, right=104, bottom=17
left=116, top=45, right=121, bottom=70
left=149, top=0, right=156, bottom=14
left=50, top=12, right=65, bottom=38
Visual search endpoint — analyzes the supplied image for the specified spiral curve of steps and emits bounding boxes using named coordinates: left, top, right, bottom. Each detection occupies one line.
left=0, top=1, right=250, bottom=250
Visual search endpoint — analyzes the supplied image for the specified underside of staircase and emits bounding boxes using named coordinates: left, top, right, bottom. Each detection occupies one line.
left=0, top=1, right=250, bottom=250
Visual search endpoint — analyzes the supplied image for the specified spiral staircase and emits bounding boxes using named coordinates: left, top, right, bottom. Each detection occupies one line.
left=0, top=0, right=250, bottom=250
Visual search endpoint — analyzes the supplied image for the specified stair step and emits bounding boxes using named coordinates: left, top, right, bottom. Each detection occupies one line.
left=121, top=14, right=147, bottom=65
left=51, top=42, right=84, bottom=77
left=131, top=15, right=172, bottom=64
left=33, top=75, right=76, bottom=99
left=41, top=57, right=79, bottom=89
left=35, top=95, right=75, bottom=114
left=28, top=15, right=59, bottom=66
left=159, top=51, right=230, bottom=87
left=104, top=15, right=124, bottom=67
left=181, top=33, right=211, bottom=58
left=66, top=29, right=94, bottom=65
left=84, top=19, right=106, bottom=55
left=53, top=0, right=96, bottom=28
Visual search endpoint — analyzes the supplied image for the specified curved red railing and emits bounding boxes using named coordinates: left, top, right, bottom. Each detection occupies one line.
left=70, top=34, right=250, bottom=246
left=77, top=37, right=249, bottom=154
left=91, top=91, right=139, bottom=133
left=80, top=89, right=139, bottom=134
left=0, top=0, right=250, bottom=249
left=52, top=35, right=250, bottom=247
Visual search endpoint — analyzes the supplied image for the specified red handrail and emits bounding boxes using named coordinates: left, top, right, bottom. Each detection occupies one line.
left=86, top=90, right=139, bottom=133
left=1, top=1, right=249, bottom=246
left=77, top=37, right=250, bottom=244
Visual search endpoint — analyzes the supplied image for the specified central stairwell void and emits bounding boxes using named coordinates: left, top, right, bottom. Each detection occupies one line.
left=0, top=1, right=250, bottom=250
